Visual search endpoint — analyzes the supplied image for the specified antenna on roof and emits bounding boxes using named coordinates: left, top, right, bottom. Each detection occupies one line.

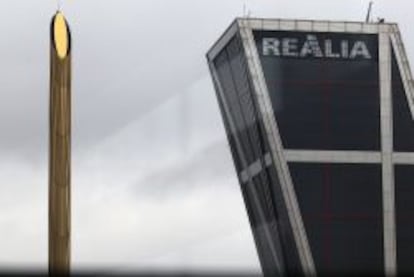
left=243, top=2, right=251, bottom=18
left=365, top=1, right=374, bottom=23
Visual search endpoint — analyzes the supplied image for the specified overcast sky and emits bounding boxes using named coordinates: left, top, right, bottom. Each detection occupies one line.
left=1, top=0, right=414, bottom=273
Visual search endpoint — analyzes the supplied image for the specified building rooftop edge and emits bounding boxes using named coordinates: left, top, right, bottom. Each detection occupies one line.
left=235, top=17, right=397, bottom=26
left=207, top=17, right=399, bottom=60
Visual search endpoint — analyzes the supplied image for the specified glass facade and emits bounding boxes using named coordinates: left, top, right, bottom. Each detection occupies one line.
left=255, top=31, right=380, bottom=151
left=392, top=50, right=414, bottom=151
left=289, top=163, right=383, bottom=274
left=209, top=20, right=414, bottom=276
left=213, top=34, right=302, bottom=275
left=392, top=48, right=414, bottom=274
left=214, top=36, right=262, bottom=166
left=252, top=31, right=383, bottom=274
left=395, top=165, right=414, bottom=274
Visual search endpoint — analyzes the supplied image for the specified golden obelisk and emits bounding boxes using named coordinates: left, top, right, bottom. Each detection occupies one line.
left=49, top=11, right=71, bottom=275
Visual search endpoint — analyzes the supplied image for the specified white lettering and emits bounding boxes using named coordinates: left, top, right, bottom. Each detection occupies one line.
left=350, top=41, right=372, bottom=59
left=341, top=40, right=349, bottom=58
left=325, top=40, right=340, bottom=58
left=263, top=38, right=280, bottom=56
left=300, top=35, right=323, bottom=58
left=262, top=35, right=372, bottom=60
left=282, top=38, right=299, bottom=57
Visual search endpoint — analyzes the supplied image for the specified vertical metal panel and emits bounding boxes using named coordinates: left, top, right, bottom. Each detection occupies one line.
left=378, top=30, right=397, bottom=275
left=391, top=48, right=414, bottom=152
left=208, top=35, right=286, bottom=276
left=49, top=12, right=71, bottom=275
left=390, top=26, right=414, bottom=275
left=395, top=165, right=414, bottom=274
left=237, top=20, right=316, bottom=275
left=390, top=26, right=414, bottom=121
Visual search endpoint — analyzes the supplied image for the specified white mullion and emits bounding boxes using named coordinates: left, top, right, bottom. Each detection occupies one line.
left=379, top=30, right=397, bottom=276
left=285, top=150, right=381, bottom=164
left=390, top=26, right=414, bottom=120
left=238, top=19, right=316, bottom=276
left=394, top=152, right=414, bottom=164
left=209, top=62, right=286, bottom=274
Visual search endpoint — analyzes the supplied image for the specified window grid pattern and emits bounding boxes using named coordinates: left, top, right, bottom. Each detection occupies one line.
left=255, top=31, right=385, bottom=275
left=209, top=22, right=414, bottom=276
left=213, top=34, right=304, bottom=275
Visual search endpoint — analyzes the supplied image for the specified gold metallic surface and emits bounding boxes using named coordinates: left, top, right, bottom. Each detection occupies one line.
left=53, top=12, right=69, bottom=59
left=49, top=11, right=71, bottom=275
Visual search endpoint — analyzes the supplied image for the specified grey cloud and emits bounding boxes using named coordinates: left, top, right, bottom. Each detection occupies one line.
left=133, top=139, right=236, bottom=199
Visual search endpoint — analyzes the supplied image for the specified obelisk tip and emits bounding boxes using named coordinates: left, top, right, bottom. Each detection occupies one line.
left=52, top=11, right=70, bottom=59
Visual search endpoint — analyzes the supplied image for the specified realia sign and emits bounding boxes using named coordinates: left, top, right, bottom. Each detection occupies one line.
left=255, top=31, right=377, bottom=60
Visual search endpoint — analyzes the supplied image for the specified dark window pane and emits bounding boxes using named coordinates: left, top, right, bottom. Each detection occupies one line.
left=289, top=163, right=383, bottom=274
left=329, top=220, right=383, bottom=274
left=395, top=165, right=414, bottom=274
left=214, top=36, right=269, bottom=165
left=255, top=31, right=380, bottom=150
left=392, top=50, right=414, bottom=151
left=214, top=45, right=256, bottom=165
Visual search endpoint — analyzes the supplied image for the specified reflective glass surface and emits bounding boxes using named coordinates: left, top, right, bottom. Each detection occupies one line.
left=289, top=163, right=383, bottom=274
left=255, top=31, right=380, bottom=150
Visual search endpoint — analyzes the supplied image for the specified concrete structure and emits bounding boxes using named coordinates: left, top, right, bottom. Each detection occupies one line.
left=207, top=18, right=414, bottom=276
left=49, top=11, right=71, bottom=275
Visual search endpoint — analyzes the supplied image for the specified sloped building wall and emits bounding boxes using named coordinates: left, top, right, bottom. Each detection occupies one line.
left=208, top=18, right=414, bottom=276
